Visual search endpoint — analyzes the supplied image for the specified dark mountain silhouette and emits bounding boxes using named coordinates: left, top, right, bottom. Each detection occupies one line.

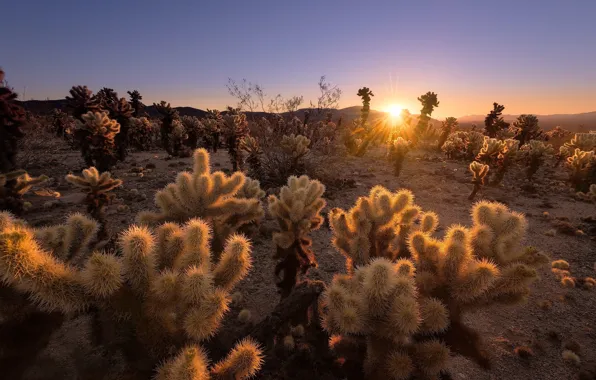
left=18, top=99, right=594, bottom=132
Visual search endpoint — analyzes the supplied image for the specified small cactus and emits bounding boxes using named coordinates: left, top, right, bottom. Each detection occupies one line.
left=74, top=111, right=121, bottom=171
left=388, top=137, right=411, bottom=177
left=468, top=161, right=489, bottom=200
left=0, top=170, right=48, bottom=215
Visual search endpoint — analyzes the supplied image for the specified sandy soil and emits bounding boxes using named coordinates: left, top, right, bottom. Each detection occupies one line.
left=15, top=136, right=596, bottom=380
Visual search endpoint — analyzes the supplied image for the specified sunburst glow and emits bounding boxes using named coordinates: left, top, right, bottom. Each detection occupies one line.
left=386, top=104, right=404, bottom=120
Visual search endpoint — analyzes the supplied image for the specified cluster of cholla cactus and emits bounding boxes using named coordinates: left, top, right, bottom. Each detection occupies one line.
left=0, top=212, right=263, bottom=379
left=153, top=101, right=182, bottom=156
left=65, top=85, right=102, bottom=121
left=0, top=170, right=48, bottom=215
left=281, top=134, right=310, bottom=164
left=137, top=148, right=264, bottom=254
left=328, top=186, right=433, bottom=271
left=50, top=108, right=71, bottom=138
left=388, top=137, right=411, bottom=177
left=475, top=137, right=519, bottom=185
left=442, top=131, right=484, bottom=160
left=202, top=109, right=223, bottom=152
left=0, top=86, right=26, bottom=172
left=222, top=110, right=250, bottom=171
left=323, top=198, right=547, bottom=379
left=468, top=161, right=489, bottom=200
left=565, top=148, right=596, bottom=192
left=240, top=135, right=263, bottom=178
left=558, top=133, right=596, bottom=165
left=73, top=111, right=121, bottom=171
left=437, top=117, right=458, bottom=151
left=180, top=115, right=204, bottom=150
left=268, top=175, right=326, bottom=297
left=519, top=140, right=555, bottom=180
left=65, top=167, right=122, bottom=239
left=128, top=117, right=156, bottom=150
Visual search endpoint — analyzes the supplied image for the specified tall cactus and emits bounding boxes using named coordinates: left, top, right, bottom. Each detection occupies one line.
left=73, top=111, right=121, bottom=170
left=127, top=90, right=144, bottom=117
left=0, top=86, right=26, bottom=172
left=154, top=101, right=180, bottom=156
left=65, top=85, right=102, bottom=121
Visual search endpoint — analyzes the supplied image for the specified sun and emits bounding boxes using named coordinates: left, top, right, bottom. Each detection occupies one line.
left=385, top=104, right=404, bottom=120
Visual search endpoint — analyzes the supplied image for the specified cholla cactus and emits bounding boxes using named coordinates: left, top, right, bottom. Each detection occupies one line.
left=203, top=109, right=223, bottom=152
left=437, top=117, right=458, bottom=150
left=577, top=184, right=596, bottom=202
left=466, top=131, right=485, bottom=160
left=50, top=108, right=70, bottom=138
left=324, top=199, right=547, bottom=378
left=329, top=186, right=435, bottom=272
left=322, top=258, right=450, bottom=380
left=74, top=111, right=121, bottom=171
left=222, top=111, right=250, bottom=171
left=268, top=175, right=326, bottom=296
left=468, top=161, right=489, bottom=200
left=492, top=139, right=520, bottom=185
left=512, top=114, right=542, bottom=145
left=106, top=97, right=133, bottom=161
left=476, top=137, right=504, bottom=165
left=0, top=170, right=48, bottom=215
left=236, top=177, right=265, bottom=200
left=565, top=149, right=596, bottom=192
left=65, top=167, right=122, bottom=238
left=443, top=131, right=484, bottom=160
left=519, top=140, right=555, bottom=180
left=559, top=133, right=596, bottom=160
left=280, top=134, right=310, bottom=159
left=181, top=115, right=204, bottom=150
left=0, top=86, right=26, bottom=172
left=65, top=85, right=102, bottom=121
left=388, top=137, right=411, bottom=177
left=240, top=136, right=263, bottom=178
left=154, top=101, right=180, bottom=156
left=0, top=214, right=262, bottom=378
left=128, top=117, right=155, bottom=150
left=169, top=119, right=190, bottom=157
left=137, top=148, right=264, bottom=254
left=127, top=90, right=144, bottom=117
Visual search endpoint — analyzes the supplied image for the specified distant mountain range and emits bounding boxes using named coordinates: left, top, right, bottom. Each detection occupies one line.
left=19, top=99, right=595, bottom=132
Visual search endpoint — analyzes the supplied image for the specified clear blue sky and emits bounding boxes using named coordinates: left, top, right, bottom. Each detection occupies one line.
left=2, top=0, right=595, bottom=118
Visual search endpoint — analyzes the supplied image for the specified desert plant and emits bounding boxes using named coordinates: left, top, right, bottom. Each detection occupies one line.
left=153, top=101, right=180, bottom=156
left=0, top=87, right=26, bottom=172
left=105, top=97, right=133, bottom=161
left=137, top=148, right=264, bottom=254
left=169, top=119, right=190, bottom=157
left=222, top=110, right=250, bottom=171
left=128, top=117, right=156, bottom=150
left=388, top=137, right=411, bottom=177
left=74, top=111, right=121, bottom=171
left=65, top=167, right=123, bottom=239
left=512, top=114, right=542, bottom=145
left=0, top=170, right=48, bottom=215
left=437, top=117, right=458, bottom=150
left=414, top=91, right=440, bottom=141
left=565, top=149, right=596, bottom=192
left=519, top=140, right=555, bottom=180
left=95, top=87, right=118, bottom=109
left=180, top=115, right=204, bottom=150
left=468, top=161, right=489, bottom=200
left=127, top=90, right=144, bottom=117
left=0, top=213, right=262, bottom=379
left=280, top=134, right=310, bottom=165
left=357, top=87, right=374, bottom=127
left=492, top=139, right=520, bottom=185
left=203, top=109, right=223, bottom=152
left=323, top=200, right=547, bottom=380
left=557, top=133, right=596, bottom=166
left=476, top=137, right=504, bottom=165
left=240, top=135, right=263, bottom=178
left=484, top=102, right=510, bottom=138
left=65, top=85, right=102, bottom=121
left=577, top=184, right=596, bottom=203
left=268, top=175, right=326, bottom=297
left=442, top=131, right=484, bottom=161
left=328, top=186, right=435, bottom=272
left=50, top=108, right=70, bottom=138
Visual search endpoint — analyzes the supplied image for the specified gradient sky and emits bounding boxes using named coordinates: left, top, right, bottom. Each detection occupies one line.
left=3, top=0, right=595, bottom=118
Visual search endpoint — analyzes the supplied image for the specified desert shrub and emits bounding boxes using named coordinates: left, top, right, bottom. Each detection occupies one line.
left=73, top=111, right=121, bottom=171
left=0, top=170, right=48, bottom=215
left=322, top=199, right=547, bottom=379
left=137, top=148, right=264, bottom=254
left=128, top=117, right=156, bottom=150
left=442, top=131, right=484, bottom=160
left=180, top=115, right=204, bottom=150
left=0, top=87, right=27, bottom=172
left=469, top=161, right=489, bottom=200
left=565, top=149, right=596, bottom=192
left=0, top=212, right=262, bottom=379
left=50, top=108, right=72, bottom=138
left=65, top=167, right=123, bottom=239
left=388, top=137, right=412, bottom=177
left=268, top=175, right=325, bottom=297
left=519, top=140, right=555, bottom=180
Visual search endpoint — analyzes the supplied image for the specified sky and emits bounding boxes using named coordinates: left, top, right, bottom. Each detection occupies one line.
left=2, top=0, right=595, bottom=118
